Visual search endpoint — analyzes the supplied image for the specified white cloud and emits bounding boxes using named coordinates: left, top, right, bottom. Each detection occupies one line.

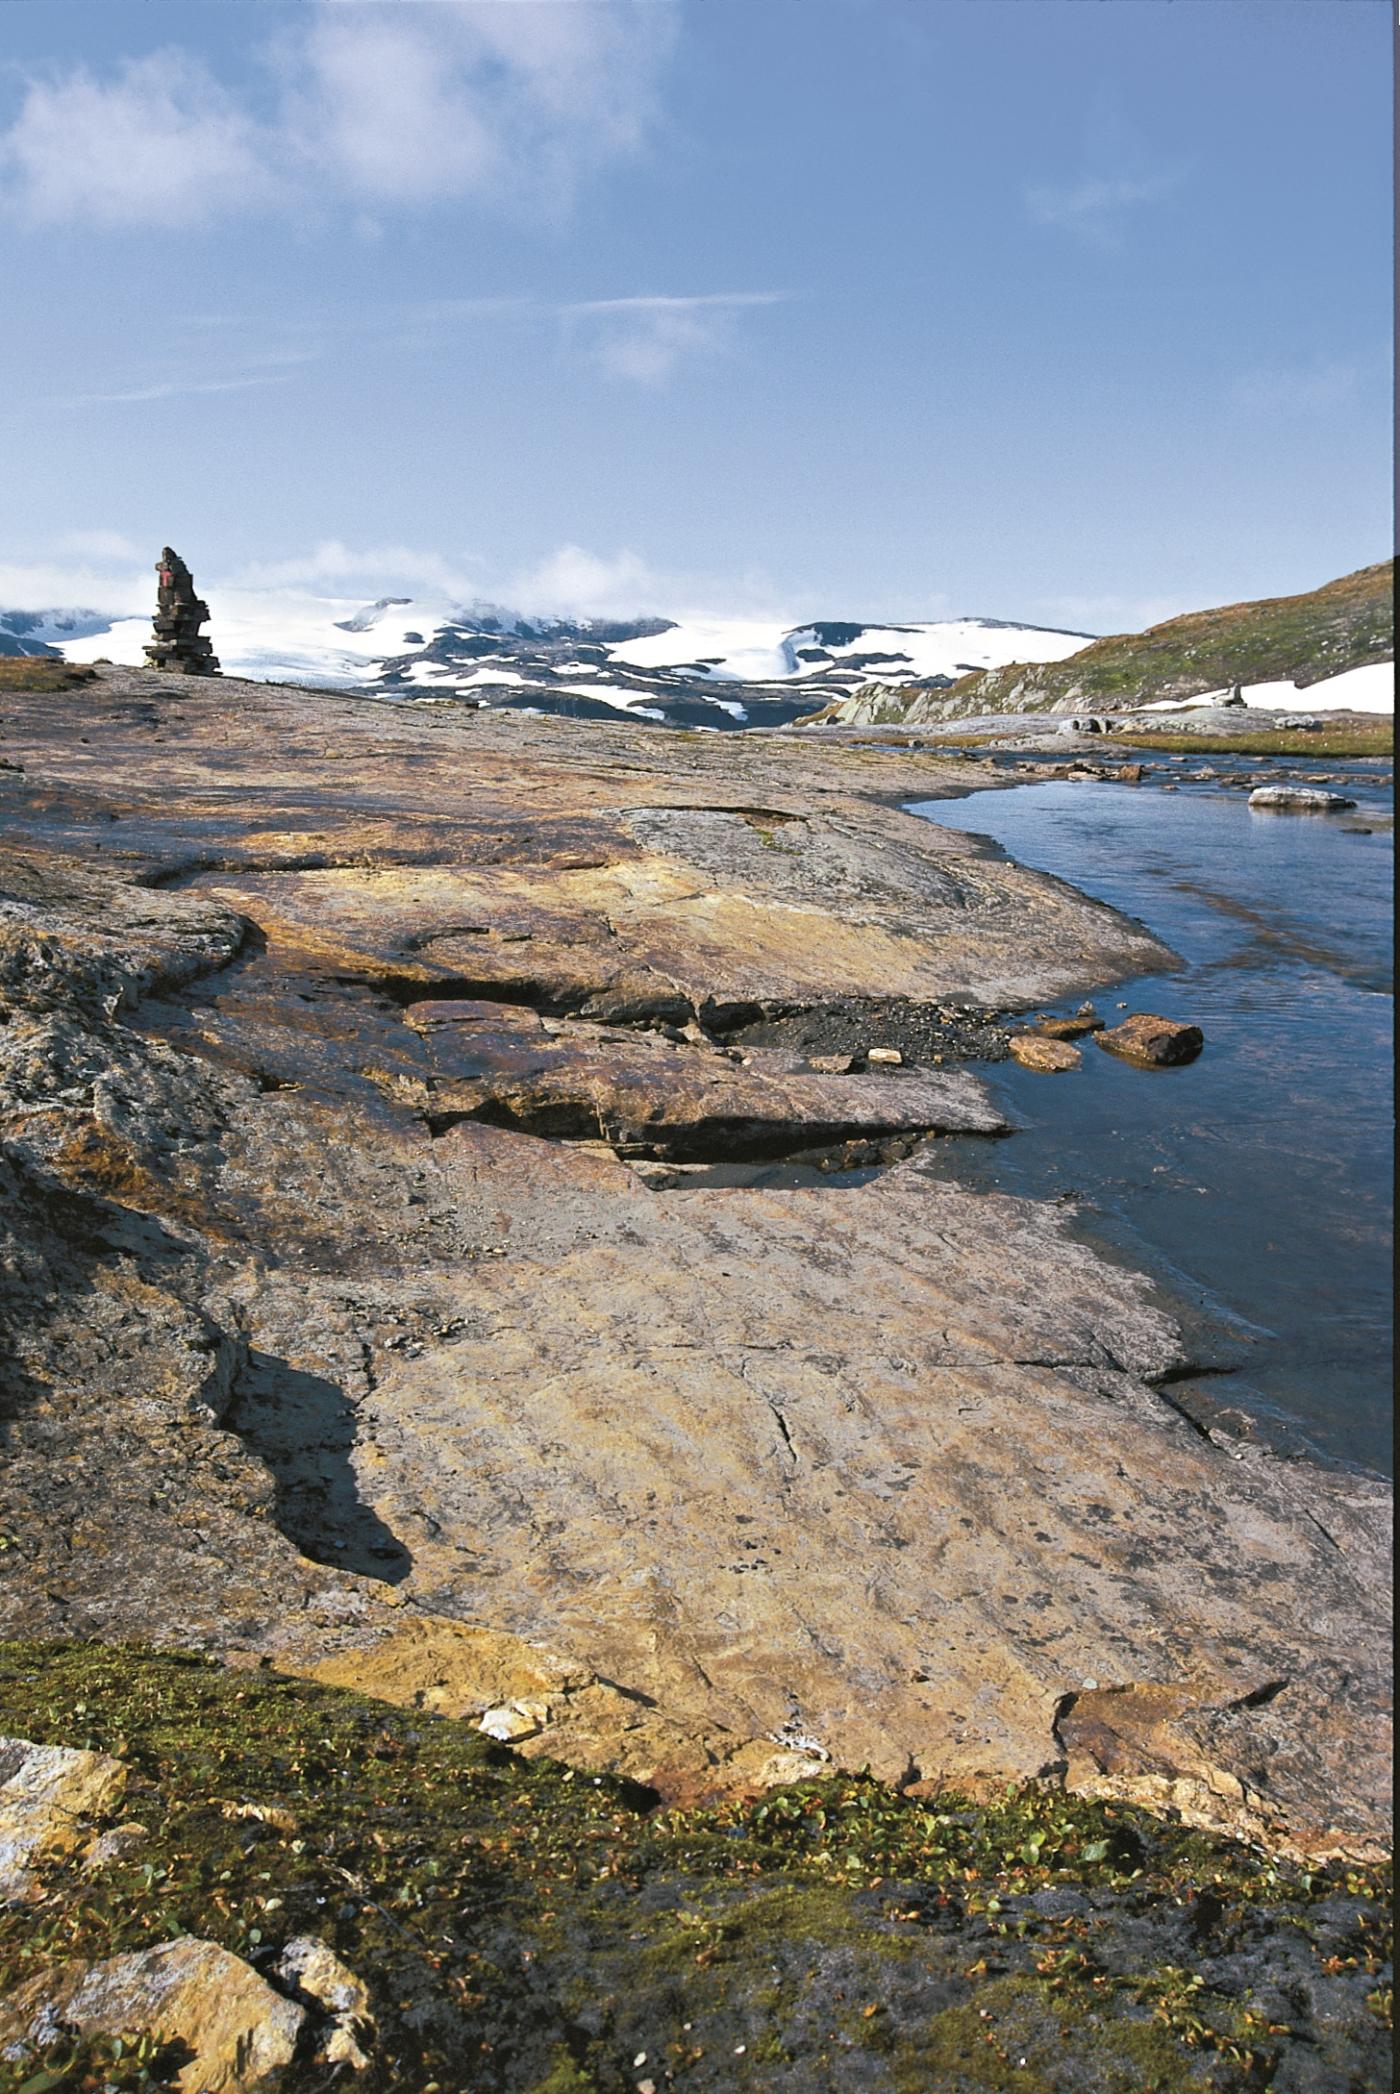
left=229, top=538, right=488, bottom=600
left=504, top=542, right=791, bottom=621
left=0, top=532, right=789, bottom=628
left=0, top=1, right=678, bottom=229
left=0, top=51, right=275, bottom=227
left=504, top=544, right=668, bottom=618
left=1025, top=168, right=1182, bottom=247
left=565, top=292, right=787, bottom=386
left=0, top=555, right=149, bottom=617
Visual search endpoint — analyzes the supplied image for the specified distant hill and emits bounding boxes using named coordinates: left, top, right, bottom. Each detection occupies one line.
left=799, top=562, right=1393, bottom=726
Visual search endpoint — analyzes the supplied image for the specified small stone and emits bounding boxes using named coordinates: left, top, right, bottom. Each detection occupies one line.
left=84, top=1820, right=149, bottom=1868
left=865, top=1047, right=903, bottom=1066
left=478, top=1700, right=547, bottom=1742
left=1009, top=1035, right=1081, bottom=1073
left=1095, top=1014, right=1203, bottom=1068
left=807, top=1052, right=855, bottom=1074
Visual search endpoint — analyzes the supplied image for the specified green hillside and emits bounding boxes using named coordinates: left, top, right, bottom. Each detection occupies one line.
left=801, top=561, right=1393, bottom=725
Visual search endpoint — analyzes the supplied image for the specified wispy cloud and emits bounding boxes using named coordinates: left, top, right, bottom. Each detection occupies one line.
left=5, top=527, right=791, bottom=626
left=1025, top=168, right=1184, bottom=248
left=229, top=539, right=489, bottom=601
left=0, top=2, right=678, bottom=229
left=167, top=291, right=790, bottom=390
left=66, top=373, right=297, bottom=408
left=564, top=292, right=789, bottom=385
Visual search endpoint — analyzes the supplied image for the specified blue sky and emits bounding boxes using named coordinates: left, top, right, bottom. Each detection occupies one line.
left=1, top=0, right=1391, bottom=630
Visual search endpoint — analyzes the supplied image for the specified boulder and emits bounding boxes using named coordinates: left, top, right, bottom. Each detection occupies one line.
left=0, top=1737, right=128, bottom=1903
left=1095, top=1014, right=1204, bottom=1068
left=1248, top=786, right=1356, bottom=813
left=0, top=1938, right=303, bottom=2093
left=1009, top=1035, right=1081, bottom=1073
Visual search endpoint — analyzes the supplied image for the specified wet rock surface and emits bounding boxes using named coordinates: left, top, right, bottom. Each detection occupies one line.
left=1094, top=1014, right=1205, bottom=1068
left=0, top=665, right=1389, bottom=1867
left=1008, top=1035, right=1082, bottom=1073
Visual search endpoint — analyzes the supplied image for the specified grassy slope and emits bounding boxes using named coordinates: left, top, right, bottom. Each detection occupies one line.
left=0, top=1643, right=1390, bottom=2094
left=804, top=563, right=1393, bottom=725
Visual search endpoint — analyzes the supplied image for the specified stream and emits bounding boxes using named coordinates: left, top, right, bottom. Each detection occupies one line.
left=909, top=758, right=1393, bottom=1477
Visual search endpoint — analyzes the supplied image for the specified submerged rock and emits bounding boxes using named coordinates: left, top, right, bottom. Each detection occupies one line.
left=1095, top=1013, right=1204, bottom=1067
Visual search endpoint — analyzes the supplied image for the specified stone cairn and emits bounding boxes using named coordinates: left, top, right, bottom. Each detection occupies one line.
left=144, top=547, right=220, bottom=675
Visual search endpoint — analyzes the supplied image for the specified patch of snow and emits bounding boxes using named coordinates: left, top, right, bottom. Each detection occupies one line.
left=606, top=616, right=1093, bottom=687
left=1140, top=661, right=1393, bottom=717
left=452, top=666, right=527, bottom=688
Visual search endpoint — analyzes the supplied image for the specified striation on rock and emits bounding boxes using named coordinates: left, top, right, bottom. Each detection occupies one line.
left=0, top=664, right=1389, bottom=1860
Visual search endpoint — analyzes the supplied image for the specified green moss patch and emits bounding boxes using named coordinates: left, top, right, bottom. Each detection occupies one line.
left=1111, top=725, right=1392, bottom=758
left=0, top=1642, right=1390, bottom=2092
left=0, top=658, right=97, bottom=693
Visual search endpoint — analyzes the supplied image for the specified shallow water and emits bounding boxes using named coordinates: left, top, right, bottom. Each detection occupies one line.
left=909, top=763, right=1394, bottom=1476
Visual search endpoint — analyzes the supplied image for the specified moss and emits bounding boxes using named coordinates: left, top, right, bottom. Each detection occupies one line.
left=0, top=1642, right=1389, bottom=2093
left=0, top=657, right=97, bottom=693
left=1112, top=725, right=1392, bottom=757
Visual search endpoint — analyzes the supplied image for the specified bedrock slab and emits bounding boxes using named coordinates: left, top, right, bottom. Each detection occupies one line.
left=0, top=668, right=1389, bottom=1860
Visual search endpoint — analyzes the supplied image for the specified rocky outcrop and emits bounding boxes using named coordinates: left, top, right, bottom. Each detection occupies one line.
left=0, top=665, right=1389, bottom=1859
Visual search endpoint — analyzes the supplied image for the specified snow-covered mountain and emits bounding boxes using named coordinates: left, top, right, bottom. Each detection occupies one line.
left=19, top=587, right=1096, bottom=731
left=0, top=607, right=117, bottom=657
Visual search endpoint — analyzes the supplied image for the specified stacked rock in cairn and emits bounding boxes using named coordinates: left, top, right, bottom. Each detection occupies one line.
left=144, top=547, right=220, bottom=674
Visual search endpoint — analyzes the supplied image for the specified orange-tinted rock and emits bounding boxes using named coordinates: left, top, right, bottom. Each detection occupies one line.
left=1009, top=1034, right=1081, bottom=1072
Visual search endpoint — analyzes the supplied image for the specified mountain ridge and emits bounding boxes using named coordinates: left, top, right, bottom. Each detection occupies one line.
left=10, top=591, right=1096, bottom=731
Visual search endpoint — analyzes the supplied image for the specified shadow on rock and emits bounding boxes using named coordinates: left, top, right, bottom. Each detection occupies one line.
left=225, top=1351, right=412, bottom=1583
